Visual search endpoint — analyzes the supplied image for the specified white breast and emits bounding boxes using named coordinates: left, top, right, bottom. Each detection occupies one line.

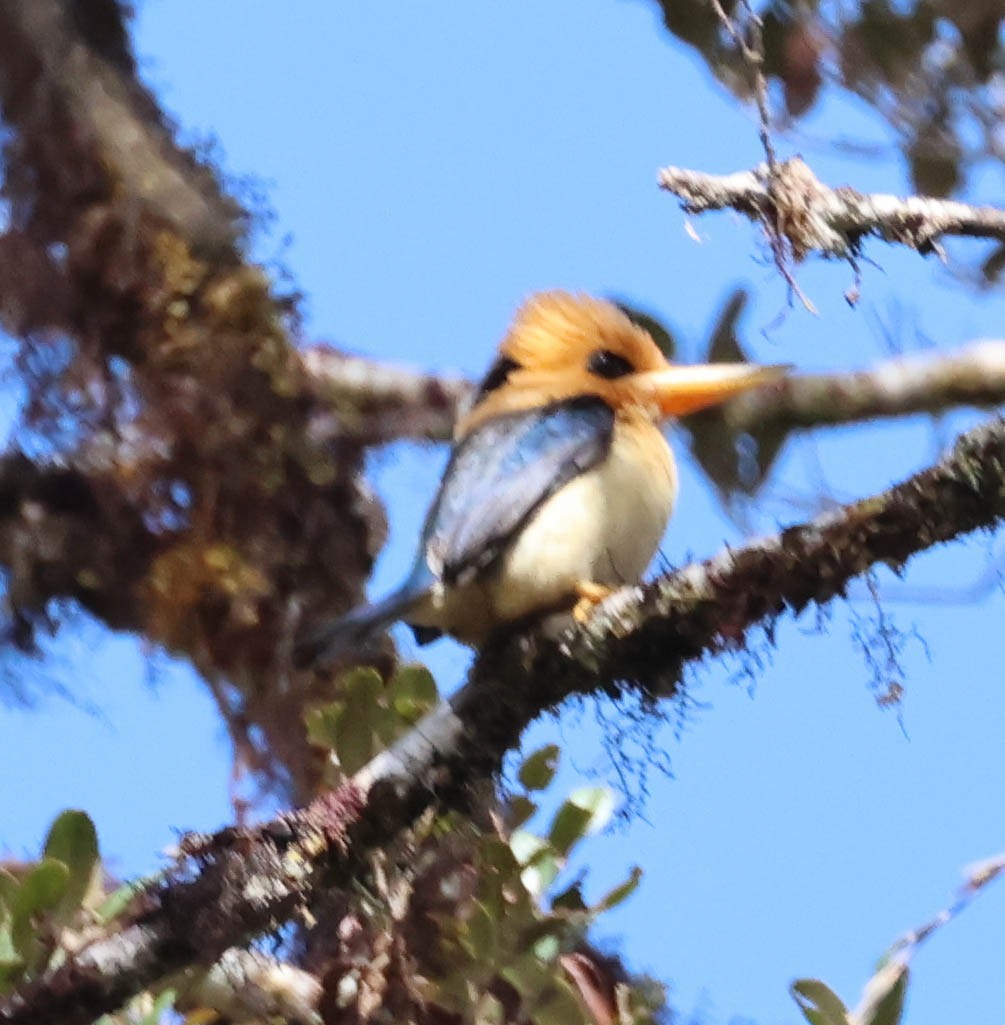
left=489, top=419, right=677, bottom=621
left=408, top=418, right=677, bottom=642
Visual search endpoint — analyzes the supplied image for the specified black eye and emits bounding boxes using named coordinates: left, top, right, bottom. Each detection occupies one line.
left=587, top=349, right=634, bottom=379
left=475, top=356, right=521, bottom=400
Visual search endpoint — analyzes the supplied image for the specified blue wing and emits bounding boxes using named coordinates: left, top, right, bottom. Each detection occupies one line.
left=293, top=396, right=613, bottom=665
left=418, top=395, right=615, bottom=586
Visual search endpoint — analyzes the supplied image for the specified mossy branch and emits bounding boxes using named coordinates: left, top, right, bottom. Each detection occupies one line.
left=5, top=415, right=1005, bottom=1025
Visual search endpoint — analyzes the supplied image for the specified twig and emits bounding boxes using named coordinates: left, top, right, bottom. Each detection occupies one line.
left=703, top=1, right=824, bottom=311
left=660, top=157, right=1005, bottom=262
left=300, top=347, right=470, bottom=444
left=707, top=0, right=777, bottom=173
left=721, top=340, right=1005, bottom=434
left=890, top=852, right=1005, bottom=960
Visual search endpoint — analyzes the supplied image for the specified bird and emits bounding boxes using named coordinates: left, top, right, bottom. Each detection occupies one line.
left=295, top=291, right=786, bottom=667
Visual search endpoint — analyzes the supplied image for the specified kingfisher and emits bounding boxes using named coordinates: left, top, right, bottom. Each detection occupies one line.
left=295, top=292, right=785, bottom=667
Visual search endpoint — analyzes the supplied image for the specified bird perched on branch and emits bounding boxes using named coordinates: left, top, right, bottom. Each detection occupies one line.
left=295, top=291, right=785, bottom=667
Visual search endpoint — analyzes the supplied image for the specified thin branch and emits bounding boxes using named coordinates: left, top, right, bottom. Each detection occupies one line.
left=890, top=852, right=1005, bottom=961
left=6, top=414, right=1005, bottom=1025
left=722, top=340, right=1005, bottom=434
left=659, top=157, right=1005, bottom=261
left=297, top=339, right=1005, bottom=452
left=707, top=0, right=777, bottom=173
left=300, top=347, right=470, bottom=444
left=701, top=3, right=822, bottom=311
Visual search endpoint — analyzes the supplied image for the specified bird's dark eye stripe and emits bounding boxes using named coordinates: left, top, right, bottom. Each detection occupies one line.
left=587, top=349, right=635, bottom=379
left=476, top=355, right=521, bottom=399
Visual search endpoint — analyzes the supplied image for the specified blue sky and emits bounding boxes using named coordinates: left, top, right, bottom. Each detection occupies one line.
left=5, top=4, right=1005, bottom=1023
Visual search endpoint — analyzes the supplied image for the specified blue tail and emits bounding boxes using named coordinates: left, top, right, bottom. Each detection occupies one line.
left=293, top=586, right=427, bottom=668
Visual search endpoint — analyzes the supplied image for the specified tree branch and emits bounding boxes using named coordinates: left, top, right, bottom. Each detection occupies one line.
left=721, top=340, right=1005, bottom=434
left=299, top=338, right=1005, bottom=451
left=300, top=347, right=469, bottom=444
left=175, top=947, right=322, bottom=1025
left=0, top=0, right=389, bottom=797
left=6, top=415, right=1005, bottom=1025
left=659, top=157, right=1005, bottom=260
left=0, top=0, right=242, bottom=254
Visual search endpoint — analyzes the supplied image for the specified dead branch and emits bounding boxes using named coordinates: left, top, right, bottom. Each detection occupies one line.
left=6, top=414, right=1005, bottom=1025
left=659, top=157, right=1005, bottom=260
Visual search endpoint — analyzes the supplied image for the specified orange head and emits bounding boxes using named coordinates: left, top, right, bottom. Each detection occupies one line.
left=458, top=291, right=787, bottom=437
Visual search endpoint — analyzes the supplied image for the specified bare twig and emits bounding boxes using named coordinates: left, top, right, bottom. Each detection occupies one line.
left=721, top=340, right=1005, bottom=434
left=300, top=347, right=470, bottom=444
left=889, top=852, right=1005, bottom=960
left=707, top=0, right=777, bottom=173
left=660, top=157, right=1005, bottom=262
left=6, top=414, right=1005, bottom=1025
left=702, top=1, right=825, bottom=311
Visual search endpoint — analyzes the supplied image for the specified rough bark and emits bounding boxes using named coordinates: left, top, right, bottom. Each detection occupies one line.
left=5, top=414, right=1004, bottom=1025
left=0, top=0, right=392, bottom=798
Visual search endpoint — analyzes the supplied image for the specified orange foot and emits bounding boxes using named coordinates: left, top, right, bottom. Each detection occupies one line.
left=572, top=580, right=617, bottom=624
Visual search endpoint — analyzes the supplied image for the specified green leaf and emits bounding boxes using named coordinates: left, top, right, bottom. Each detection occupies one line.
left=97, top=878, right=153, bottom=924
left=136, top=987, right=177, bottom=1025
left=532, top=978, right=587, bottom=1025
left=12, top=859, right=69, bottom=961
left=518, top=745, right=560, bottom=791
left=0, top=957, right=25, bottom=996
left=475, top=992, right=506, bottom=1025
left=464, top=901, right=498, bottom=962
left=0, top=921, right=21, bottom=969
left=0, top=870, right=20, bottom=915
left=791, top=979, right=851, bottom=1025
left=304, top=703, right=342, bottom=751
left=548, top=787, right=615, bottom=857
left=506, top=795, right=538, bottom=830
left=510, top=829, right=549, bottom=867
left=389, top=664, right=438, bottom=721
left=532, top=932, right=561, bottom=963
left=855, top=961, right=908, bottom=1025
left=512, top=834, right=560, bottom=899
left=502, top=953, right=553, bottom=998
left=594, top=865, right=643, bottom=912
left=334, top=667, right=387, bottom=773
left=44, top=810, right=99, bottom=920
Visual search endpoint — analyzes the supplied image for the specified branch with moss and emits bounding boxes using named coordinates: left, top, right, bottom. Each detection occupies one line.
left=0, top=0, right=389, bottom=798
left=5, top=414, right=1005, bottom=1025
left=659, top=157, right=1005, bottom=261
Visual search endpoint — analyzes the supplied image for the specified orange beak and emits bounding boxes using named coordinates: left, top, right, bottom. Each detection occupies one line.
left=632, top=362, right=789, bottom=418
